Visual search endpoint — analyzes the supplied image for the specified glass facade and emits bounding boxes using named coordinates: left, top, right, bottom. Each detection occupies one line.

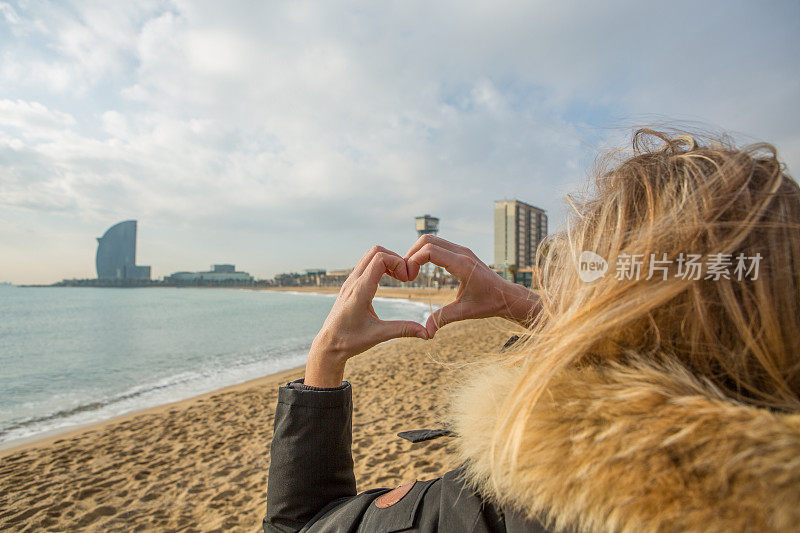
left=95, top=220, right=151, bottom=280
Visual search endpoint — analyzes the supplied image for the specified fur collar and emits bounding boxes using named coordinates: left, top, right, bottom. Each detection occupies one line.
left=450, top=358, right=800, bottom=532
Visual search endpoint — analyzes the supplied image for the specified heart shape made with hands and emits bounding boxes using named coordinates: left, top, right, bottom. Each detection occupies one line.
left=305, top=236, right=538, bottom=387
left=363, top=236, right=536, bottom=339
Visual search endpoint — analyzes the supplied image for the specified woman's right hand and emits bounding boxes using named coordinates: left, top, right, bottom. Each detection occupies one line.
left=405, top=235, right=541, bottom=337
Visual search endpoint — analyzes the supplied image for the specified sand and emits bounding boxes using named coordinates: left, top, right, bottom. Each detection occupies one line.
left=0, top=288, right=518, bottom=532
left=258, top=285, right=459, bottom=306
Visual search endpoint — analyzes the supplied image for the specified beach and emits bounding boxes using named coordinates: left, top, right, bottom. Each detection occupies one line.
left=0, top=288, right=518, bottom=531
left=256, top=285, right=458, bottom=305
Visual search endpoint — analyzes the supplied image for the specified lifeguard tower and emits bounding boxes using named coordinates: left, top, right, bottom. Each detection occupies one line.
left=414, top=215, right=440, bottom=287
left=415, top=214, right=439, bottom=238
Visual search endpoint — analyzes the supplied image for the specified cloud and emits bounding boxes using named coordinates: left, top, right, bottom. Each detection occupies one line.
left=0, top=2, right=19, bottom=25
left=0, top=99, right=76, bottom=135
left=0, top=0, right=798, bottom=283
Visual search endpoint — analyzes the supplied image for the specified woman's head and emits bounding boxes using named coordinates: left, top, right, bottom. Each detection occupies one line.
left=450, top=128, right=800, bottom=530
left=508, top=129, right=800, bottom=419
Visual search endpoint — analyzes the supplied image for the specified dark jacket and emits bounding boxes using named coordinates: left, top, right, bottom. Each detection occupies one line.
left=263, top=380, right=547, bottom=532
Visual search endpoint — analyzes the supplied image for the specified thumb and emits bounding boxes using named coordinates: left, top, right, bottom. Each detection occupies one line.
left=425, top=302, right=468, bottom=337
left=378, top=320, right=429, bottom=341
left=405, top=259, right=421, bottom=281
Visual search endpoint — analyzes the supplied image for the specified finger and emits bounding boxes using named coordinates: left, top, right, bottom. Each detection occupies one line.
left=407, top=243, right=475, bottom=280
left=406, top=256, right=421, bottom=281
left=349, top=245, right=406, bottom=283
left=405, top=237, right=480, bottom=280
left=377, top=320, right=429, bottom=341
left=360, top=252, right=410, bottom=298
left=425, top=302, right=469, bottom=337
left=404, top=234, right=479, bottom=263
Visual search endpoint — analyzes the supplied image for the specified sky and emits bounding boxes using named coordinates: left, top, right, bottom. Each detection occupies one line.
left=0, top=1, right=798, bottom=284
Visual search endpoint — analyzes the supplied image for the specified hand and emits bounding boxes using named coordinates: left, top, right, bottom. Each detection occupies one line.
left=405, top=235, right=540, bottom=337
left=305, top=246, right=430, bottom=387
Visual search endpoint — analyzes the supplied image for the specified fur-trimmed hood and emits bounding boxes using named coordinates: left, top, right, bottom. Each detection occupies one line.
left=450, top=358, right=800, bottom=532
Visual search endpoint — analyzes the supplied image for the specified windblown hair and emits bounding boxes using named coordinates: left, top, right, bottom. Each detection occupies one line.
left=495, top=129, right=800, bottom=472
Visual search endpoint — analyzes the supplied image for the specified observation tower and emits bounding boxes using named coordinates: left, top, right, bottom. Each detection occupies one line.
left=414, top=215, right=440, bottom=287
left=415, top=214, right=439, bottom=238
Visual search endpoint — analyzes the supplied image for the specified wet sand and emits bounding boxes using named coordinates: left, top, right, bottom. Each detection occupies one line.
left=0, top=288, right=517, bottom=531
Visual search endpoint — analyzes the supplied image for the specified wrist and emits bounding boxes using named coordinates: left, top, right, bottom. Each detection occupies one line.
left=304, top=355, right=345, bottom=388
left=497, top=280, right=540, bottom=327
left=305, top=331, right=348, bottom=388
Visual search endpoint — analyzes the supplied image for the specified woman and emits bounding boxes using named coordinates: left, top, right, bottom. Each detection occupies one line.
left=264, top=130, right=800, bottom=532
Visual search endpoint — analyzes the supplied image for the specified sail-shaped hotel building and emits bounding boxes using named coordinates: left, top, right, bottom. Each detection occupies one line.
left=96, top=220, right=151, bottom=280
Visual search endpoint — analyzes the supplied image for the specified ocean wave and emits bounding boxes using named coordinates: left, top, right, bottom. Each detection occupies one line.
left=263, top=290, right=440, bottom=311
left=0, top=348, right=309, bottom=445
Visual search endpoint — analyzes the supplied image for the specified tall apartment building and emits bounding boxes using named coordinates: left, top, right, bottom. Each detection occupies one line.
left=494, top=199, right=547, bottom=283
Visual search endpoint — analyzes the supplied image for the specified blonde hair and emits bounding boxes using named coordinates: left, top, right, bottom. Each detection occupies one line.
left=496, top=129, right=800, bottom=466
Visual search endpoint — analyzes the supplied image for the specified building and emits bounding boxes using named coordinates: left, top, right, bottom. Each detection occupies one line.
left=322, top=269, right=352, bottom=286
left=414, top=215, right=441, bottom=287
left=415, top=215, right=439, bottom=237
left=164, top=264, right=253, bottom=286
left=269, top=269, right=355, bottom=287
left=494, top=199, right=548, bottom=285
left=304, top=269, right=327, bottom=286
left=96, top=220, right=151, bottom=280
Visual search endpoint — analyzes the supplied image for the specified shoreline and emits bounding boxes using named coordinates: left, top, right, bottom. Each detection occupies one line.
left=254, top=285, right=456, bottom=306
left=1, top=286, right=456, bottom=455
left=0, top=365, right=306, bottom=457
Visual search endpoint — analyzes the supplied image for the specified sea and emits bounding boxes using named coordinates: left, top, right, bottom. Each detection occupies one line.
left=0, top=286, right=434, bottom=446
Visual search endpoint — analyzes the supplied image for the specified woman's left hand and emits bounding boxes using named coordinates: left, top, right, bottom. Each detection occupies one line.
left=304, top=246, right=429, bottom=387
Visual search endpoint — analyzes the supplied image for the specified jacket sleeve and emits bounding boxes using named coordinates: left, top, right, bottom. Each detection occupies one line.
left=262, top=378, right=545, bottom=532
left=264, top=380, right=357, bottom=532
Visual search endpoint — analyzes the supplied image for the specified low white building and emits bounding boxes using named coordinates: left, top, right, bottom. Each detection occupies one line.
left=165, top=264, right=253, bottom=285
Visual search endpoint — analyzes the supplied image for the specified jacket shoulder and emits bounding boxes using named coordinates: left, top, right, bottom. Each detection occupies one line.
left=304, top=468, right=552, bottom=533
